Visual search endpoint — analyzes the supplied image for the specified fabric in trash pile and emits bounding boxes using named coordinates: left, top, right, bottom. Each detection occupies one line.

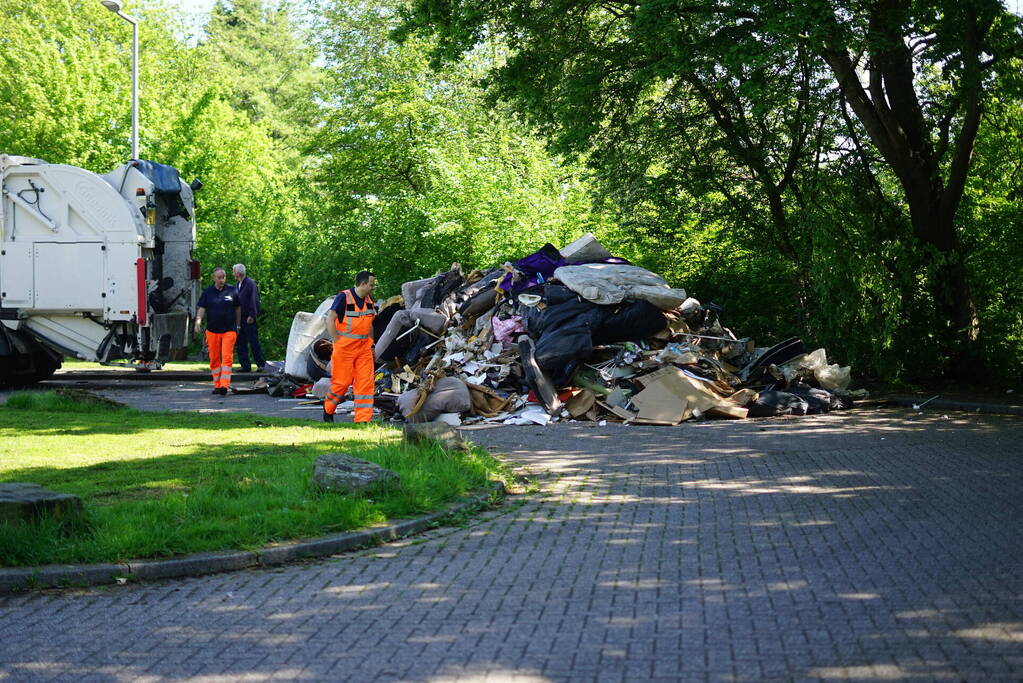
left=553, top=263, right=688, bottom=310
left=398, top=376, right=471, bottom=422
left=375, top=308, right=449, bottom=362
left=518, top=284, right=667, bottom=386
left=402, top=277, right=436, bottom=309
left=348, top=232, right=860, bottom=427
left=746, top=390, right=810, bottom=417
left=373, top=301, right=404, bottom=340
left=499, top=243, right=566, bottom=293
left=423, top=267, right=465, bottom=309
left=455, top=268, right=504, bottom=317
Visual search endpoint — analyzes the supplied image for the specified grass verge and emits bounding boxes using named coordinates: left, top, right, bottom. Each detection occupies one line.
left=0, top=391, right=512, bottom=567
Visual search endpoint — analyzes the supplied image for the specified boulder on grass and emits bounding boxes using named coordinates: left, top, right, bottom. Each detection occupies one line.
left=402, top=422, right=467, bottom=451
left=0, top=482, right=85, bottom=528
left=312, top=453, right=399, bottom=494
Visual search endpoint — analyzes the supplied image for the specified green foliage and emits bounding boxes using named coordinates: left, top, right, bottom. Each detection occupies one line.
left=4, top=0, right=1022, bottom=385
left=203, top=0, right=323, bottom=151
left=304, top=0, right=614, bottom=297
left=399, top=0, right=1023, bottom=384
left=958, top=94, right=1023, bottom=381
left=0, top=0, right=137, bottom=167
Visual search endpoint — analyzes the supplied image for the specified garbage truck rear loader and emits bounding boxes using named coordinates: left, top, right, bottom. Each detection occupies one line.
left=0, top=154, right=201, bottom=385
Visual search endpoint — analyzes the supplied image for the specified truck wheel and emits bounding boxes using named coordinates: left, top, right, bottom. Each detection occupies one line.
left=27, top=350, right=61, bottom=383
left=0, top=350, right=61, bottom=386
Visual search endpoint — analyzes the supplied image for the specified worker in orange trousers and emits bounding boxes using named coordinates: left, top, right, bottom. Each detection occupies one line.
left=194, top=267, right=241, bottom=396
left=323, top=270, right=377, bottom=423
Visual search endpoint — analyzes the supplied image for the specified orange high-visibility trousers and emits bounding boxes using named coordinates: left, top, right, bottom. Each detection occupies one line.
left=324, top=338, right=374, bottom=422
left=206, top=330, right=237, bottom=389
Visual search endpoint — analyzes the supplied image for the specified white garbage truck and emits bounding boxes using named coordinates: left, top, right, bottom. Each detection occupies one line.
left=0, top=154, right=201, bottom=385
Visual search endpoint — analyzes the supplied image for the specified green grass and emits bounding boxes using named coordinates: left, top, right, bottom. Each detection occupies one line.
left=0, top=391, right=512, bottom=567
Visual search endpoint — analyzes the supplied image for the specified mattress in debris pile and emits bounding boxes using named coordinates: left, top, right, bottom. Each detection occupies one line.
left=367, top=233, right=862, bottom=426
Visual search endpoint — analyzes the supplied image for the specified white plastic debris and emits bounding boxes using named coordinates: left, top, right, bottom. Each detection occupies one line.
left=311, top=376, right=331, bottom=399
left=520, top=407, right=552, bottom=425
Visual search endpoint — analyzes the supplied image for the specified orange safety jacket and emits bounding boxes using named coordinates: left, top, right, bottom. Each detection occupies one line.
left=334, top=289, right=375, bottom=345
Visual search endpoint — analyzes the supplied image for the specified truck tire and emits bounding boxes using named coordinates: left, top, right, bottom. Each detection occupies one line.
left=0, top=329, right=62, bottom=386
left=0, top=350, right=60, bottom=386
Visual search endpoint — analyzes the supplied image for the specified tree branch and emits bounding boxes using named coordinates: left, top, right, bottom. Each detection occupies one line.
left=940, top=6, right=987, bottom=222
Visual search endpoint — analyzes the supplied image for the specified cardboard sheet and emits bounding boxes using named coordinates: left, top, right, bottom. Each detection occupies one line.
left=631, top=365, right=723, bottom=422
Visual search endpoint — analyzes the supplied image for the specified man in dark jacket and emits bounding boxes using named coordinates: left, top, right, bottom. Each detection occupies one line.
left=232, top=263, right=266, bottom=373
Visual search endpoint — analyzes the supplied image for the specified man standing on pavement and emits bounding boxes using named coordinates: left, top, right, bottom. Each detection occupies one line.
left=232, top=263, right=266, bottom=373
left=323, top=271, right=377, bottom=423
left=194, top=267, right=241, bottom=396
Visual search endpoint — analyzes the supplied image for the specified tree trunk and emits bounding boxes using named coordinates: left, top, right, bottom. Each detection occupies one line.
left=906, top=183, right=982, bottom=372
left=820, top=1, right=989, bottom=375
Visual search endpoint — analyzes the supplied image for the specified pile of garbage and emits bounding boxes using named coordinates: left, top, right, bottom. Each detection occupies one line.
left=283, top=234, right=862, bottom=426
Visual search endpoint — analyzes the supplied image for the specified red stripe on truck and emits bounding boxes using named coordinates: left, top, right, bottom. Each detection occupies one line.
left=136, top=258, right=147, bottom=326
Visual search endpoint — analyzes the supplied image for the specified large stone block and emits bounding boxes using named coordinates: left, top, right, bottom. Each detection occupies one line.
left=402, top=422, right=467, bottom=451
left=312, top=453, right=399, bottom=495
left=0, top=483, right=85, bottom=527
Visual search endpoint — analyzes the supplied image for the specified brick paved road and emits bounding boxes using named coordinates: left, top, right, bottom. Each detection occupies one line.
left=2, top=379, right=1022, bottom=680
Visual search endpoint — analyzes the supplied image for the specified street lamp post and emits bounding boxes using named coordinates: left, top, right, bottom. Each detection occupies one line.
left=100, top=0, right=140, bottom=160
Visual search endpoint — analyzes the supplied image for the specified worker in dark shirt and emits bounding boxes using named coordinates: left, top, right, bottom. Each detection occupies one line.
left=323, top=270, right=377, bottom=423
left=194, top=267, right=241, bottom=396
left=232, top=263, right=266, bottom=373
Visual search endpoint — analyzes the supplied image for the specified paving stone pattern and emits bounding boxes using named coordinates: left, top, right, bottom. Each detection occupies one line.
left=1, top=379, right=1022, bottom=680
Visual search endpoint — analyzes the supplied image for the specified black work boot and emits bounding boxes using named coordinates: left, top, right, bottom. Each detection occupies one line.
left=322, top=410, right=334, bottom=423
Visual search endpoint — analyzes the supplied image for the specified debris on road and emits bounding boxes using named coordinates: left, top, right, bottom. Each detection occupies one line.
left=275, top=234, right=862, bottom=425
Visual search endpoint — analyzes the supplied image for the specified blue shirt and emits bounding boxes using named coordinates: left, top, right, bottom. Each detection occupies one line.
left=198, top=284, right=240, bottom=333
left=330, top=288, right=368, bottom=319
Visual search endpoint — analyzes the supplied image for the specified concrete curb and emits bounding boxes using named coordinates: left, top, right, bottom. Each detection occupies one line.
left=0, top=482, right=504, bottom=594
left=883, top=396, right=1023, bottom=416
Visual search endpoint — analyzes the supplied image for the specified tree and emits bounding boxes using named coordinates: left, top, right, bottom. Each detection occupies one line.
left=398, top=0, right=1023, bottom=374
left=203, top=0, right=322, bottom=150
left=0, top=0, right=136, bottom=167
left=809, top=1, right=1021, bottom=359
left=306, top=0, right=615, bottom=294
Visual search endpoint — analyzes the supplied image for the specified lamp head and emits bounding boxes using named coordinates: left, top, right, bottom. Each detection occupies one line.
left=100, top=0, right=123, bottom=12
